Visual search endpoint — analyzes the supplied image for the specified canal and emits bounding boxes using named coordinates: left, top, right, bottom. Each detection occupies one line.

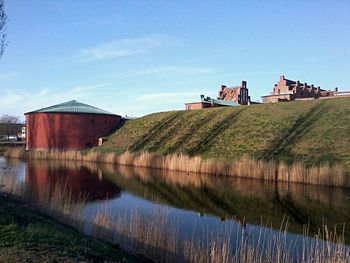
left=1, top=156, right=349, bottom=260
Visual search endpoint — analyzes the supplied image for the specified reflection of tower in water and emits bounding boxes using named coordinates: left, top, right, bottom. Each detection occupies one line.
left=25, top=160, right=121, bottom=203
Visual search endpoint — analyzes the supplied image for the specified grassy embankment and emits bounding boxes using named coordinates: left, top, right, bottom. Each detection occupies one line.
left=101, top=98, right=350, bottom=170
left=97, top=98, right=350, bottom=186
left=5, top=98, right=350, bottom=187
left=0, top=195, right=145, bottom=263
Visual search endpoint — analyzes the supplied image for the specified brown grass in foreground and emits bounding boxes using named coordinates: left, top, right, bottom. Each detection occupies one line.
left=0, top=172, right=349, bottom=263
left=5, top=148, right=349, bottom=188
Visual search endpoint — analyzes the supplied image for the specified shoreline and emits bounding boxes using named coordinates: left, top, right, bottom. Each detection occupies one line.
left=4, top=147, right=349, bottom=188
left=0, top=194, right=148, bottom=263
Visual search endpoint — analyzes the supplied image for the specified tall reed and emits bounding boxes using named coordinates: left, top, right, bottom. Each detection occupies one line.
left=5, top=148, right=349, bottom=188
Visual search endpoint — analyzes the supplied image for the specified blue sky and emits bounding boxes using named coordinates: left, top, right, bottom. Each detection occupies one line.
left=0, top=0, right=349, bottom=119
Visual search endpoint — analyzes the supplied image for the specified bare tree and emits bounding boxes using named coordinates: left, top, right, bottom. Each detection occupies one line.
left=0, top=114, right=20, bottom=141
left=0, top=0, right=8, bottom=58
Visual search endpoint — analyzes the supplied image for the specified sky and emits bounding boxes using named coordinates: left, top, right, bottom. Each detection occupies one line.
left=0, top=0, right=349, bottom=120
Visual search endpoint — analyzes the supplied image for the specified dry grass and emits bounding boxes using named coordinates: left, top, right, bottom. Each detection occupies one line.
left=5, top=148, right=349, bottom=188
left=91, top=208, right=179, bottom=262
left=0, top=172, right=87, bottom=231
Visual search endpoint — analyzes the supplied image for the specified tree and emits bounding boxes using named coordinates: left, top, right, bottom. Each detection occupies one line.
left=0, top=114, right=20, bottom=141
left=0, top=0, right=8, bottom=58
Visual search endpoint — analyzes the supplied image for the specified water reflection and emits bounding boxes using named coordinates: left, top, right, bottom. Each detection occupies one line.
left=1, top=157, right=121, bottom=202
left=1, top=156, right=350, bottom=244
left=98, top=164, right=350, bottom=240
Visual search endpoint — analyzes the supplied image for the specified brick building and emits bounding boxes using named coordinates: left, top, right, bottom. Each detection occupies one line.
left=25, top=100, right=121, bottom=150
left=185, top=81, right=249, bottom=110
left=218, top=81, right=250, bottom=105
left=261, top=75, right=349, bottom=103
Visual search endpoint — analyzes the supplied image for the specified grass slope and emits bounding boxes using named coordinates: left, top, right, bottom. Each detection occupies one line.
left=100, top=98, right=350, bottom=170
left=0, top=195, right=147, bottom=263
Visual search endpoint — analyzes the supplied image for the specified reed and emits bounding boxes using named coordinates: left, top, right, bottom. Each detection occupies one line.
left=0, top=172, right=87, bottom=231
left=5, top=148, right=349, bottom=188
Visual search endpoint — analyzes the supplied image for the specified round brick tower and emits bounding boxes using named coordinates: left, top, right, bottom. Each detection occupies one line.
left=25, top=100, right=121, bottom=150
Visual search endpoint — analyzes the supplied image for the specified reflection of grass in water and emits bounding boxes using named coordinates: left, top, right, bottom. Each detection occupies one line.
left=5, top=148, right=349, bottom=188
left=100, top=164, right=350, bottom=244
left=1, top=172, right=350, bottom=262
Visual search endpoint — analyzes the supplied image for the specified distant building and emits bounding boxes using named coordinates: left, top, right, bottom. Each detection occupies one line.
left=0, top=123, right=23, bottom=141
left=262, top=75, right=350, bottom=103
left=25, top=100, right=121, bottom=150
left=185, top=95, right=240, bottom=110
left=185, top=81, right=250, bottom=110
left=218, top=81, right=250, bottom=105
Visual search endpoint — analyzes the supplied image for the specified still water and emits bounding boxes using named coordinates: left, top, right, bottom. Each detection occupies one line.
left=1, top=156, right=350, bottom=249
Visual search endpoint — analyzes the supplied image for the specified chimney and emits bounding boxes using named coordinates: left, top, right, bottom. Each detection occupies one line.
left=220, top=85, right=226, bottom=91
left=241, top=81, right=247, bottom=89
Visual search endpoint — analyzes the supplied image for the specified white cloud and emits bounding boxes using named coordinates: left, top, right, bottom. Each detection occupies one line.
left=77, top=36, right=178, bottom=63
left=0, top=83, right=111, bottom=120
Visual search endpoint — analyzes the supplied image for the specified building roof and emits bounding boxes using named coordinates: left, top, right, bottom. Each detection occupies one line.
left=25, top=100, right=118, bottom=116
left=201, top=95, right=240, bottom=106
left=212, top=98, right=239, bottom=106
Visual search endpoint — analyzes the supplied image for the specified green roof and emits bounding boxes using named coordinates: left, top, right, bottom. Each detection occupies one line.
left=211, top=98, right=239, bottom=107
left=201, top=96, right=240, bottom=107
left=25, top=100, right=118, bottom=116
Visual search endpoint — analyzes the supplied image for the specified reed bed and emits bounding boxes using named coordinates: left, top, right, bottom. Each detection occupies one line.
left=5, top=147, right=349, bottom=188
left=0, top=173, right=87, bottom=231
left=0, top=171, right=349, bottom=263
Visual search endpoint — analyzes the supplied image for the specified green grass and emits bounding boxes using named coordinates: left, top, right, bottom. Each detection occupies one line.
left=0, top=195, right=149, bottom=263
left=99, top=98, right=350, bottom=170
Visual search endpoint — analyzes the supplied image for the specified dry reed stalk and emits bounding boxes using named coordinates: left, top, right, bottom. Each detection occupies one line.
left=4, top=148, right=349, bottom=187
left=90, top=209, right=179, bottom=262
left=0, top=172, right=87, bottom=231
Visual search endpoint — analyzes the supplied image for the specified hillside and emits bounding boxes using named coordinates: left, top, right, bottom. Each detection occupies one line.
left=99, top=98, right=350, bottom=170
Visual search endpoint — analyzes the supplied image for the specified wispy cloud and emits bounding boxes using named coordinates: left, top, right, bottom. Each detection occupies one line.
left=0, top=72, right=19, bottom=81
left=123, top=66, right=215, bottom=77
left=77, top=36, right=180, bottom=63
left=0, top=83, right=111, bottom=119
left=49, top=35, right=182, bottom=69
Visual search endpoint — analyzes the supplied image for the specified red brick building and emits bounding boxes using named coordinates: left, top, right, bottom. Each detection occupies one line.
left=25, top=100, right=121, bottom=150
left=261, top=75, right=348, bottom=103
left=185, top=81, right=249, bottom=110
left=218, top=81, right=250, bottom=105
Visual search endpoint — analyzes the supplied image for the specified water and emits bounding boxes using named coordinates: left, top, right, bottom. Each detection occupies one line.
left=1, top=156, right=349, bottom=256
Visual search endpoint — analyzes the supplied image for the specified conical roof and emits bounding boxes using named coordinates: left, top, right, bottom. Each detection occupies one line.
left=25, top=100, right=118, bottom=116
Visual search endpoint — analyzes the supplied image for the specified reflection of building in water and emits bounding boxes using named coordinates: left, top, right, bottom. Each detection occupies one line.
left=25, top=160, right=121, bottom=202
